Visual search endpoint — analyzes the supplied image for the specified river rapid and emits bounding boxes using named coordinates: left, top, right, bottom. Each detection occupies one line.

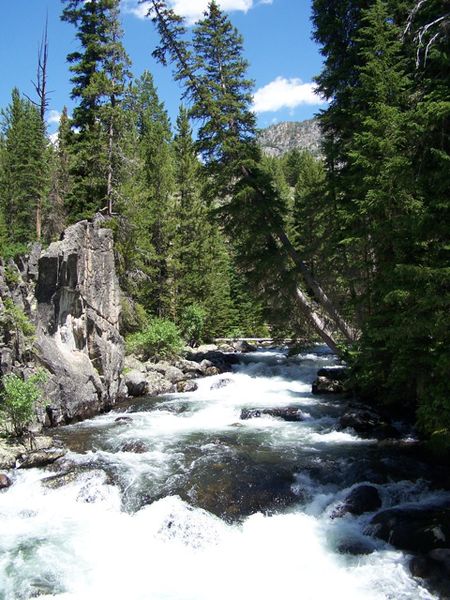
left=0, top=346, right=448, bottom=599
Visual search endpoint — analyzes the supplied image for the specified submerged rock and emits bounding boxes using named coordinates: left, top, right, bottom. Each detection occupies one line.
left=171, top=455, right=299, bottom=521
left=240, top=407, right=305, bottom=422
left=118, top=440, right=149, bottom=453
left=114, top=416, right=133, bottom=423
left=210, top=378, right=233, bottom=390
left=336, top=538, right=375, bottom=555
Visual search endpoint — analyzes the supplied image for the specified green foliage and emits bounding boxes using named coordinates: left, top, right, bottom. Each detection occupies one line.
left=120, top=296, right=148, bottom=335
left=125, top=318, right=183, bottom=361
left=61, top=0, right=131, bottom=218
left=1, top=298, right=35, bottom=338
left=0, top=370, right=47, bottom=437
left=179, top=304, right=206, bottom=347
left=0, top=88, right=49, bottom=245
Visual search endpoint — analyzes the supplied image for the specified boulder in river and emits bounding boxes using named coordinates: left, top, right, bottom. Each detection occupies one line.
left=124, top=370, right=148, bottom=396
left=338, top=409, right=399, bottom=439
left=332, top=484, right=382, bottom=518
left=17, top=447, right=66, bottom=469
left=176, top=380, right=198, bottom=393
left=368, top=505, right=450, bottom=552
left=118, top=440, right=149, bottom=453
left=312, top=367, right=348, bottom=394
left=240, top=407, right=305, bottom=422
left=210, top=378, right=233, bottom=390
left=0, top=473, right=12, bottom=489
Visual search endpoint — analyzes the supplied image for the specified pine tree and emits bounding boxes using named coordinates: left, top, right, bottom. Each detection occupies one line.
left=61, top=0, right=131, bottom=219
left=149, top=0, right=357, bottom=351
left=0, top=89, right=48, bottom=252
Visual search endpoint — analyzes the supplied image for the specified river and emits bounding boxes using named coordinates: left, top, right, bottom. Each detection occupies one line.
left=0, top=346, right=447, bottom=599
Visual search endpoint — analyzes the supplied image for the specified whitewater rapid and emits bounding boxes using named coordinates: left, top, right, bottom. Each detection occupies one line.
left=0, top=347, right=444, bottom=599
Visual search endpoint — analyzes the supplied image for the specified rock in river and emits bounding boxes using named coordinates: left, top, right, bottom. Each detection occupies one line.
left=368, top=505, right=450, bottom=552
left=240, top=407, right=305, bottom=422
left=0, top=473, right=12, bottom=489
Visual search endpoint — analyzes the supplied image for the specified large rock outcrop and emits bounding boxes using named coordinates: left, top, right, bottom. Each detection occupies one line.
left=34, top=220, right=125, bottom=424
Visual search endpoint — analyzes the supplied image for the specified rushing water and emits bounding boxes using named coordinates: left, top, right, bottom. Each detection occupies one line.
left=0, top=346, right=447, bottom=599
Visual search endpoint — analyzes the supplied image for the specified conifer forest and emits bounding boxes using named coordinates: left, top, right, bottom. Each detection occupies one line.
left=0, top=1, right=449, bottom=457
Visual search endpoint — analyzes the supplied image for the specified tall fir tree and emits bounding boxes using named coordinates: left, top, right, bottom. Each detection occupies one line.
left=0, top=89, right=48, bottom=254
left=61, top=0, right=131, bottom=220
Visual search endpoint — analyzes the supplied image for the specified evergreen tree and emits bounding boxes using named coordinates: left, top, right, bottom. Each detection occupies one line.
left=0, top=89, right=48, bottom=253
left=45, top=107, right=72, bottom=240
left=149, top=0, right=357, bottom=351
left=61, top=0, right=131, bottom=219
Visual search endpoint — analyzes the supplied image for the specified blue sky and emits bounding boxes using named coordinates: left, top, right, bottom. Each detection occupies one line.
left=0, top=0, right=326, bottom=135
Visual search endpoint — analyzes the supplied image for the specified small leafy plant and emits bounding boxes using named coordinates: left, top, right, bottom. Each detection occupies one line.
left=0, top=370, right=47, bottom=437
left=1, top=298, right=35, bottom=338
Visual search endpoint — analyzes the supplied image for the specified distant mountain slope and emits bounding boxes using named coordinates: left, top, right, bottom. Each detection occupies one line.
left=258, top=118, right=323, bottom=157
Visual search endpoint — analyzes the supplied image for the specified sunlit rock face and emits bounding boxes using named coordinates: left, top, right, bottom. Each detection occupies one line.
left=35, top=219, right=125, bottom=425
left=258, top=118, right=323, bottom=158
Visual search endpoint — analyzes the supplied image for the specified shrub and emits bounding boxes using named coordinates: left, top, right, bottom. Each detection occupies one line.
left=1, top=298, right=35, bottom=338
left=0, top=370, right=47, bottom=437
left=179, top=304, right=207, bottom=347
left=126, top=318, right=183, bottom=361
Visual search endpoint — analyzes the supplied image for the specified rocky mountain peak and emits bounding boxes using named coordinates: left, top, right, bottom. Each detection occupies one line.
left=258, top=118, right=323, bottom=158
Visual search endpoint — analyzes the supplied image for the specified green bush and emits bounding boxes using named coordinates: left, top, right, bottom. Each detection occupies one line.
left=179, top=304, right=206, bottom=347
left=125, top=318, right=183, bottom=361
left=0, top=370, right=47, bottom=437
left=1, top=298, right=35, bottom=338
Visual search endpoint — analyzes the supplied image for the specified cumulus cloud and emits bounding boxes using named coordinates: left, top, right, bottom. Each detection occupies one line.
left=47, top=109, right=62, bottom=126
left=252, top=77, right=325, bottom=113
left=122, top=0, right=262, bottom=24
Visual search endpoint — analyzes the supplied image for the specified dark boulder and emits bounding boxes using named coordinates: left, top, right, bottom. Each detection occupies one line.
left=0, top=473, right=12, bottom=489
left=368, top=505, right=450, bottom=552
left=312, top=367, right=348, bottom=395
left=338, top=409, right=399, bottom=439
left=240, top=407, right=305, bottom=422
left=332, top=484, right=382, bottom=518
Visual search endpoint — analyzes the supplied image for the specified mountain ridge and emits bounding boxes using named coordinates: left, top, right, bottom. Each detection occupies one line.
left=258, top=118, right=323, bottom=157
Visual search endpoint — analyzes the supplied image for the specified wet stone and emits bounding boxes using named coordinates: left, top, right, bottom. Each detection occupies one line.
left=17, top=448, right=66, bottom=469
left=118, top=440, right=149, bottom=453
left=240, top=407, right=305, bottom=422
left=0, top=472, right=12, bottom=489
left=332, top=484, right=382, bottom=518
left=211, top=378, right=233, bottom=390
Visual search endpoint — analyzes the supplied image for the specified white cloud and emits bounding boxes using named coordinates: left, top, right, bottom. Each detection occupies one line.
left=122, top=0, right=263, bottom=24
left=47, top=109, right=62, bottom=126
left=252, top=77, right=325, bottom=113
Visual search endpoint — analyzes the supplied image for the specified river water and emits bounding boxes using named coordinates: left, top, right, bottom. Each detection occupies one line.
left=0, top=346, right=447, bottom=599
